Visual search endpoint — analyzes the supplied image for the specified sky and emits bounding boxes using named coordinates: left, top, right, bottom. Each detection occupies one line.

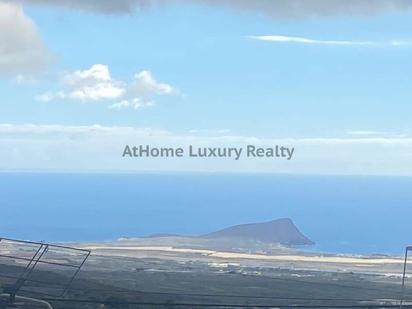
left=1, top=0, right=412, bottom=175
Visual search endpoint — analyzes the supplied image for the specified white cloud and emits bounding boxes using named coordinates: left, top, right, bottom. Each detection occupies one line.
left=35, top=64, right=178, bottom=109
left=345, top=130, right=410, bottom=138
left=0, top=2, right=49, bottom=77
left=130, top=70, right=177, bottom=97
left=36, top=64, right=125, bottom=102
left=108, top=70, right=178, bottom=110
left=0, top=123, right=170, bottom=136
left=249, top=35, right=411, bottom=47
left=288, top=137, right=412, bottom=146
left=250, top=35, right=375, bottom=46
left=109, top=98, right=155, bottom=110
left=61, top=64, right=125, bottom=101
left=3, top=123, right=412, bottom=146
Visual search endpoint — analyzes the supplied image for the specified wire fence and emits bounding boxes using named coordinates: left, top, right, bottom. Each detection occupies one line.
left=0, top=237, right=90, bottom=306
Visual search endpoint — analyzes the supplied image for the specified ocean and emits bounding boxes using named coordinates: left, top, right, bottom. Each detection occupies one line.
left=1, top=172, right=411, bottom=256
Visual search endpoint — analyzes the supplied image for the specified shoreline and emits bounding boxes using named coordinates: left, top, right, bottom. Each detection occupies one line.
left=80, top=244, right=404, bottom=265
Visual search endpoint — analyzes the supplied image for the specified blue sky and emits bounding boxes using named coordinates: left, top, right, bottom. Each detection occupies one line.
left=1, top=1, right=412, bottom=174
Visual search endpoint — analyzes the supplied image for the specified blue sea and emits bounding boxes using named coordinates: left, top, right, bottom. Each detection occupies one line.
left=1, top=172, right=412, bottom=256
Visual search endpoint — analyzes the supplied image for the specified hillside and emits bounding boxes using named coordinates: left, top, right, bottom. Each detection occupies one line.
left=203, top=218, right=314, bottom=246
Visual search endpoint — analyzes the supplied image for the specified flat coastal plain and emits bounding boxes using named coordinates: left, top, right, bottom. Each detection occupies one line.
left=2, top=236, right=412, bottom=308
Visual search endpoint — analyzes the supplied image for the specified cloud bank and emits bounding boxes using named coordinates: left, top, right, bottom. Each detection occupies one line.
left=2, top=123, right=412, bottom=175
left=0, top=2, right=48, bottom=77
left=16, top=0, right=412, bottom=16
left=36, top=64, right=178, bottom=110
